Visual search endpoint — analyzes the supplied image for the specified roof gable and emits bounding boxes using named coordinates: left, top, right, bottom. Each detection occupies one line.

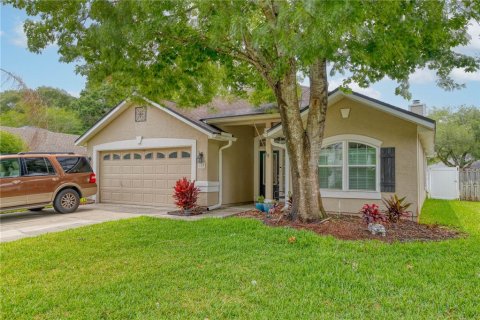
left=266, top=88, right=435, bottom=137
left=75, top=96, right=233, bottom=146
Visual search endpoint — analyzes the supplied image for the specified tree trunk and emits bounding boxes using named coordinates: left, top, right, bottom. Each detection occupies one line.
left=273, top=59, right=329, bottom=222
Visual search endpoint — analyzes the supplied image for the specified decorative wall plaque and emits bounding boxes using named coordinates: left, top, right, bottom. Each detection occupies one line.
left=135, top=107, right=147, bottom=122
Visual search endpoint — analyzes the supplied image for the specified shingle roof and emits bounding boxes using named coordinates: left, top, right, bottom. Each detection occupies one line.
left=161, top=87, right=311, bottom=121
left=1, top=126, right=86, bottom=154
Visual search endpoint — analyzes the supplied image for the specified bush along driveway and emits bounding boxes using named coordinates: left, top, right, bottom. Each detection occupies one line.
left=1, top=199, right=479, bottom=319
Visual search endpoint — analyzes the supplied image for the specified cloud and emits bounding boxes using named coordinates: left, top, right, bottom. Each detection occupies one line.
left=0, top=30, right=4, bottom=37
left=409, top=68, right=436, bottom=84
left=67, top=90, right=81, bottom=98
left=450, top=68, right=480, bottom=82
left=11, top=22, right=28, bottom=48
left=455, top=20, right=480, bottom=55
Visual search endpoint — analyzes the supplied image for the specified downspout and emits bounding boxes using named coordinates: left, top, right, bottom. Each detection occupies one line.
left=208, top=140, right=233, bottom=210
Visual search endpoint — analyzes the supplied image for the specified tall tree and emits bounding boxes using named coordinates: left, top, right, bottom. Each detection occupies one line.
left=429, top=106, right=480, bottom=168
left=0, top=69, right=83, bottom=134
left=9, top=0, right=480, bottom=221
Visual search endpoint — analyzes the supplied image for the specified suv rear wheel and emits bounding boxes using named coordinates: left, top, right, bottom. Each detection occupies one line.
left=53, top=189, right=80, bottom=214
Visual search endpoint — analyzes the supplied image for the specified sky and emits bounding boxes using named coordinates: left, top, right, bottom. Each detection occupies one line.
left=1, top=4, right=479, bottom=110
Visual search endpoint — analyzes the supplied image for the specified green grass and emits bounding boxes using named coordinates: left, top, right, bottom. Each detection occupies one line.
left=1, top=200, right=479, bottom=319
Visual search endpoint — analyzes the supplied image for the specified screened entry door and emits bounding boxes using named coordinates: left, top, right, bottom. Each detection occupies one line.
left=100, top=148, right=191, bottom=206
left=259, top=150, right=280, bottom=199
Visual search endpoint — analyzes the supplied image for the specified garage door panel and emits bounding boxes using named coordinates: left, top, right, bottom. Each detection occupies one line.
left=100, top=148, right=191, bottom=206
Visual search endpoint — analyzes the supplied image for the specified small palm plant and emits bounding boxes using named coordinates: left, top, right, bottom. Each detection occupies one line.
left=383, top=194, right=412, bottom=223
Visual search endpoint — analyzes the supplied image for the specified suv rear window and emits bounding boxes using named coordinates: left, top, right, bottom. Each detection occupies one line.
left=56, top=157, right=93, bottom=173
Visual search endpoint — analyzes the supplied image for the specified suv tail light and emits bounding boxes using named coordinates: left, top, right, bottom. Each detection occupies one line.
left=89, top=173, right=96, bottom=184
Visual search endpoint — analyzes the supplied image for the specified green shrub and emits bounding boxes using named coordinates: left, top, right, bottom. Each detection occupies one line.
left=0, top=131, right=27, bottom=154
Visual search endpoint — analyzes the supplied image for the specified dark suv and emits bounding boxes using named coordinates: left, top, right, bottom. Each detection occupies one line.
left=0, top=153, right=97, bottom=214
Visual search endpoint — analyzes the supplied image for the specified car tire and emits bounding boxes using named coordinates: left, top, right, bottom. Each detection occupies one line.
left=53, top=189, right=80, bottom=214
left=28, top=207, right=44, bottom=212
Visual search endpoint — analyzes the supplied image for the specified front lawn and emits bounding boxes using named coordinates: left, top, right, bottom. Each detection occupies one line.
left=1, top=199, right=479, bottom=319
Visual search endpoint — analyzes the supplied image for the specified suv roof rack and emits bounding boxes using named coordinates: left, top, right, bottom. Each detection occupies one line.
left=17, top=152, right=76, bottom=155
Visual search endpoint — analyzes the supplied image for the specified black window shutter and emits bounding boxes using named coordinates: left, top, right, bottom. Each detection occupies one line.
left=381, top=147, right=395, bottom=192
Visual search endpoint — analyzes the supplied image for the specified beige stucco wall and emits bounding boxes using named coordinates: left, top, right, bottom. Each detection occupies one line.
left=319, top=97, right=422, bottom=216
left=219, top=125, right=255, bottom=204
left=417, top=136, right=428, bottom=215
left=84, top=102, right=214, bottom=206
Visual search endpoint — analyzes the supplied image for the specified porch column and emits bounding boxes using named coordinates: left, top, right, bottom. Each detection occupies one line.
left=265, top=123, right=274, bottom=201
left=285, top=148, right=290, bottom=201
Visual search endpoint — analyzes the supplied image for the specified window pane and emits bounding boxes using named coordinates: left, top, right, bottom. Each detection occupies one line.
left=145, top=153, right=153, bottom=160
left=319, top=143, right=343, bottom=165
left=0, top=158, right=21, bottom=178
left=169, top=152, right=178, bottom=159
left=103, top=154, right=110, bottom=161
left=348, top=143, right=376, bottom=165
left=181, top=151, right=190, bottom=159
left=349, top=167, right=376, bottom=190
left=156, top=152, right=165, bottom=159
left=318, top=167, right=342, bottom=189
left=24, top=158, right=50, bottom=176
left=123, top=153, right=131, bottom=160
left=133, top=153, right=142, bottom=160
left=56, top=157, right=92, bottom=173
left=113, top=154, right=120, bottom=160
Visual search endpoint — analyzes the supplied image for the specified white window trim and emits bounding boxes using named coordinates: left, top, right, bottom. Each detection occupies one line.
left=319, top=134, right=382, bottom=199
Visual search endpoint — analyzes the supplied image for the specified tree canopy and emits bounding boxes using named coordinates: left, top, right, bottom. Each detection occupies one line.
left=7, top=0, right=480, bottom=221
left=0, top=130, right=27, bottom=154
left=429, top=106, right=480, bottom=168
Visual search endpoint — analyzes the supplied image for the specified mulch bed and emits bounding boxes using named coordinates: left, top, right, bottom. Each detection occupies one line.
left=167, top=206, right=208, bottom=216
left=236, top=209, right=463, bottom=243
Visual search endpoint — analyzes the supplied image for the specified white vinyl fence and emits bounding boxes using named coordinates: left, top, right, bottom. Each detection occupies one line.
left=428, top=167, right=459, bottom=200
left=428, top=166, right=480, bottom=201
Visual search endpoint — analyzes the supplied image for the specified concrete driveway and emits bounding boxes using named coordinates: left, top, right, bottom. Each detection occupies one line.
left=0, top=204, right=247, bottom=243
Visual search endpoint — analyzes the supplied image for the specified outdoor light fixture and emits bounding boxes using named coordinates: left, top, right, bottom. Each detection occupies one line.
left=197, top=152, right=205, bottom=164
left=340, top=108, right=351, bottom=119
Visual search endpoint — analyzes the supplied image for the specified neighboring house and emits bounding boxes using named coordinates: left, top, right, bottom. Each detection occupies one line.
left=1, top=126, right=86, bottom=155
left=75, top=87, right=435, bottom=217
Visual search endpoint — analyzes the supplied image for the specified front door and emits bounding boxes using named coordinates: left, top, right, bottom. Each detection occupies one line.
left=259, top=150, right=280, bottom=199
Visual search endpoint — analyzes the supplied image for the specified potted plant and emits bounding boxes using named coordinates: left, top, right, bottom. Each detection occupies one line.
left=263, top=199, right=274, bottom=213
left=255, top=195, right=265, bottom=211
left=173, top=177, right=200, bottom=215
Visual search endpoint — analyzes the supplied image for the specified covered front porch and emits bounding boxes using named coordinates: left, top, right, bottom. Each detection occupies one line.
left=203, top=115, right=290, bottom=204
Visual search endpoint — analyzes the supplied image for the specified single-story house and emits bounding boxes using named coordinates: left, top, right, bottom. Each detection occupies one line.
left=1, top=126, right=86, bottom=154
left=75, top=87, right=435, bottom=217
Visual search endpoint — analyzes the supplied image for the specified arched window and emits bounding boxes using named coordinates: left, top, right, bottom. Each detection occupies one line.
left=145, top=152, right=153, bottom=160
left=133, top=153, right=142, bottom=160
left=319, top=135, right=380, bottom=192
left=169, top=152, right=178, bottom=159
left=103, top=154, right=111, bottom=161
left=123, top=153, right=131, bottom=160
left=112, top=154, right=120, bottom=160
left=181, top=151, right=190, bottom=158
left=156, top=152, right=165, bottom=159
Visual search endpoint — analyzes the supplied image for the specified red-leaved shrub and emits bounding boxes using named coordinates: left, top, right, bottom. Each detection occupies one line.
left=173, top=177, right=200, bottom=211
left=360, top=203, right=385, bottom=224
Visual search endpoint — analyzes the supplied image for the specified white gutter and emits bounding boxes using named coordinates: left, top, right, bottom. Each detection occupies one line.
left=270, top=138, right=290, bottom=204
left=208, top=140, right=234, bottom=210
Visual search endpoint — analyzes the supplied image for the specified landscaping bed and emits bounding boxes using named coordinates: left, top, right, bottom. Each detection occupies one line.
left=236, top=209, right=462, bottom=242
left=167, top=206, right=208, bottom=216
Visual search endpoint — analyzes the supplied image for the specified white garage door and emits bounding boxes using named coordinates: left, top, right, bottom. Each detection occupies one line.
left=100, top=148, right=192, bottom=206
